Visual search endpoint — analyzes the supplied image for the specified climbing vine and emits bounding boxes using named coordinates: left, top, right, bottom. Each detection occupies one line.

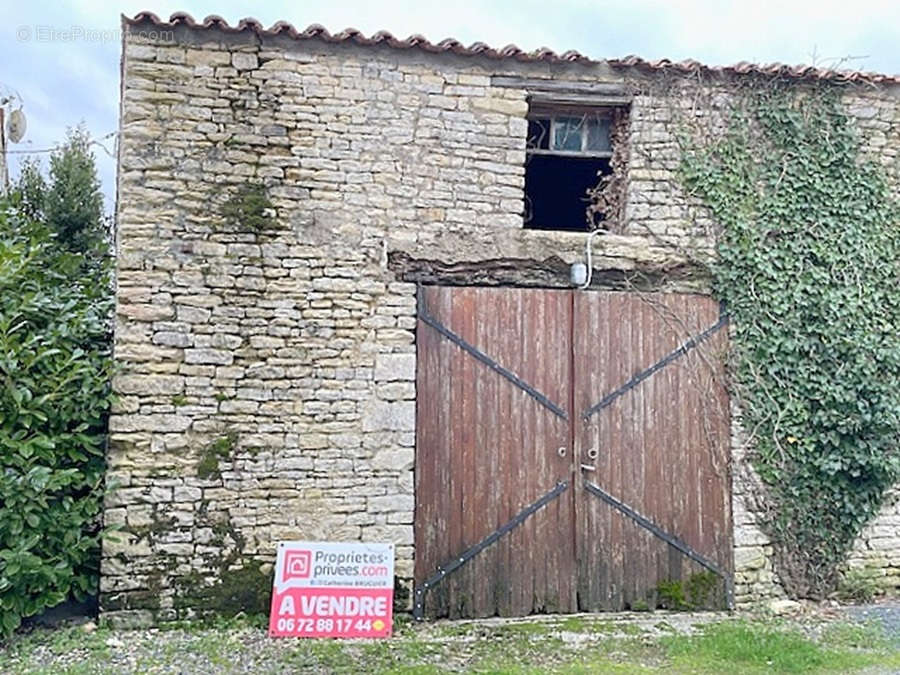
left=679, top=84, right=900, bottom=598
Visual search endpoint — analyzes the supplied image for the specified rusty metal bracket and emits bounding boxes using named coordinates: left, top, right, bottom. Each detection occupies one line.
left=412, top=480, right=569, bottom=621
left=583, top=479, right=734, bottom=609
left=417, top=288, right=568, bottom=419
left=582, top=309, right=728, bottom=420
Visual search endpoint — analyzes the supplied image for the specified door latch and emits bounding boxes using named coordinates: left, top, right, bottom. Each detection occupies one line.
left=581, top=447, right=599, bottom=471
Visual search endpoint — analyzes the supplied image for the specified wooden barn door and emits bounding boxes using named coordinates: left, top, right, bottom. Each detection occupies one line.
left=414, top=286, right=577, bottom=618
left=414, top=287, right=732, bottom=619
left=573, top=292, right=732, bottom=611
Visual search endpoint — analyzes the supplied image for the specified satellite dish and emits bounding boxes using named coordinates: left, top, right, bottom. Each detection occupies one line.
left=7, top=108, right=26, bottom=143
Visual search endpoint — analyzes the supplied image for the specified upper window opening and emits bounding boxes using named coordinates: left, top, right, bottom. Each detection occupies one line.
left=524, top=107, right=625, bottom=232
left=528, top=115, right=612, bottom=155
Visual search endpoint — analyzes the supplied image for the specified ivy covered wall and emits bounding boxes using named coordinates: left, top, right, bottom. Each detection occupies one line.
left=622, top=74, right=900, bottom=602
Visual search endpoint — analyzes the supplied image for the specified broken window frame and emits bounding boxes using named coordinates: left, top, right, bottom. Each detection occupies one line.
left=524, top=102, right=626, bottom=232
left=526, top=105, right=615, bottom=160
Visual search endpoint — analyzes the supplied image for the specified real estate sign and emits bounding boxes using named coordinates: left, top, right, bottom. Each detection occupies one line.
left=268, top=541, right=394, bottom=638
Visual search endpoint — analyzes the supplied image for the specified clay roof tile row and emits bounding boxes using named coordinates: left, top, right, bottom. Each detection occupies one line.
left=125, top=12, right=900, bottom=85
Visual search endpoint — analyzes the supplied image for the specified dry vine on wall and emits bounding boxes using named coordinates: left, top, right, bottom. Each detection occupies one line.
left=585, top=106, right=631, bottom=232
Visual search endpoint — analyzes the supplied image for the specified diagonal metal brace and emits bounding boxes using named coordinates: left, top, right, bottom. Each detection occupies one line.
left=417, top=290, right=568, bottom=420
left=583, top=479, right=734, bottom=609
left=413, top=480, right=569, bottom=621
left=582, top=311, right=728, bottom=420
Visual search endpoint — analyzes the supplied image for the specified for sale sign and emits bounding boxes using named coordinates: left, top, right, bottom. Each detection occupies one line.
left=268, top=541, right=394, bottom=639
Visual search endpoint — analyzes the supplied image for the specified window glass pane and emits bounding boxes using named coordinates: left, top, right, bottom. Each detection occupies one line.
left=585, top=117, right=611, bottom=152
left=552, top=117, right=583, bottom=151
left=527, top=118, right=551, bottom=150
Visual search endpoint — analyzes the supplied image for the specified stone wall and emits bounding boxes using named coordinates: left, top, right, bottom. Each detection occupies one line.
left=848, top=490, right=900, bottom=592
left=106, top=18, right=900, bottom=625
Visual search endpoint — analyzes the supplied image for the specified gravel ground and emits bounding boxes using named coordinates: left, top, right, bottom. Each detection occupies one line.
left=3, top=612, right=726, bottom=674
left=3, top=605, right=899, bottom=674
left=844, top=600, right=900, bottom=644
left=0, top=614, right=678, bottom=674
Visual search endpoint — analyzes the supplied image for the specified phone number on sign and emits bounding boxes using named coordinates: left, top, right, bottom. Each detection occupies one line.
left=274, top=617, right=385, bottom=634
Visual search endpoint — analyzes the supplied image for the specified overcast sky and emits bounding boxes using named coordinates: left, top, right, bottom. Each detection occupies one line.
left=4, top=0, right=900, bottom=209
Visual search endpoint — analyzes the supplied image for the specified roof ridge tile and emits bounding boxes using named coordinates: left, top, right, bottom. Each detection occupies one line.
left=123, top=12, right=900, bottom=83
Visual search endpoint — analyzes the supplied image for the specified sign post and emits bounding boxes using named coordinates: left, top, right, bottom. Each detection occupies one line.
left=268, top=541, right=394, bottom=639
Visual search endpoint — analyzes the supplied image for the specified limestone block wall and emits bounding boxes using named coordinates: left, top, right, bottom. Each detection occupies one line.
left=730, top=409, right=786, bottom=605
left=848, top=490, right=900, bottom=591
left=107, top=17, right=900, bottom=625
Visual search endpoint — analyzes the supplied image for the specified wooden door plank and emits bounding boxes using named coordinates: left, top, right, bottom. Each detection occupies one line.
left=414, top=286, right=574, bottom=619
left=574, top=291, right=732, bottom=611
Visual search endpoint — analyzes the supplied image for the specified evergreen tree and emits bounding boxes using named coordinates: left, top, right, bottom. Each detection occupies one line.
left=42, top=126, right=105, bottom=255
left=12, top=157, right=46, bottom=222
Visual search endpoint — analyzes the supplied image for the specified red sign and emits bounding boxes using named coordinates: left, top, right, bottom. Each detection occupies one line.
left=269, top=541, right=394, bottom=639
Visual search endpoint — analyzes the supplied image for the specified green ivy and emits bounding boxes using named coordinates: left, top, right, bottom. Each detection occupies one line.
left=0, top=204, right=114, bottom=636
left=680, top=86, right=900, bottom=598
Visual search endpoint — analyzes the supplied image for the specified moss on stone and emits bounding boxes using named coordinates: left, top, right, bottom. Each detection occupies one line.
left=196, top=432, right=238, bottom=480
left=686, top=571, right=718, bottom=609
left=218, top=184, right=277, bottom=232
left=174, top=563, right=272, bottom=619
left=128, top=511, right=178, bottom=546
left=656, top=571, right=721, bottom=610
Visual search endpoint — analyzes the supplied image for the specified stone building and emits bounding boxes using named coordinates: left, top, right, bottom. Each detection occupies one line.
left=105, top=11, right=900, bottom=626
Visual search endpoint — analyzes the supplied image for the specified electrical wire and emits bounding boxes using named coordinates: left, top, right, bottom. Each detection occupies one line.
left=5, top=130, right=118, bottom=156
left=578, top=228, right=603, bottom=290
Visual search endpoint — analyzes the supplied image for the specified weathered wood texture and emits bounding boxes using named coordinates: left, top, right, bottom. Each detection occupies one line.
left=415, top=287, right=731, bottom=618
left=574, top=293, right=732, bottom=611
left=415, top=286, right=576, bottom=618
left=389, top=251, right=710, bottom=292
left=574, top=292, right=731, bottom=611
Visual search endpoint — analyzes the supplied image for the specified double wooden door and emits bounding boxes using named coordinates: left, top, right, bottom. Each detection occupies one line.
left=414, top=286, right=731, bottom=619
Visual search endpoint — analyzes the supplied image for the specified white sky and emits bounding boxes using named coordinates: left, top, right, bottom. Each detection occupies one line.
left=3, top=0, right=900, bottom=209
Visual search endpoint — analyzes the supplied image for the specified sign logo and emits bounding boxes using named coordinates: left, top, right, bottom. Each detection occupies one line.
left=282, top=550, right=311, bottom=582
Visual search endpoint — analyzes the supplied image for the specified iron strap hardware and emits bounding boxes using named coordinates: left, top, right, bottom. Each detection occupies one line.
left=413, top=480, right=569, bottom=621
left=583, top=479, right=734, bottom=609
left=417, top=289, right=568, bottom=420
left=582, top=311, right=729, bottom=420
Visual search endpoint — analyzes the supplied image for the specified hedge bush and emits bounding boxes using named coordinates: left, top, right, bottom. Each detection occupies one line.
left=0, top=202, right=114, bottom=636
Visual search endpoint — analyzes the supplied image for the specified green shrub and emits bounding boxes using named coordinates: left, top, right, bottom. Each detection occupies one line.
left=656, top=579, right=689, bottom=610
left=0, top=203, right=114, bottom=637
left=17, top=127, right=106, bottom=258
left=835, top=567, right=879, bottom=603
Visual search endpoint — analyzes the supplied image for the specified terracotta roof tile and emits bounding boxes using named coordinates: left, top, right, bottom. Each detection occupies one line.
left=609, top=55, right=900, bottom=84
left=124, top=12, right=900, bottom=84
